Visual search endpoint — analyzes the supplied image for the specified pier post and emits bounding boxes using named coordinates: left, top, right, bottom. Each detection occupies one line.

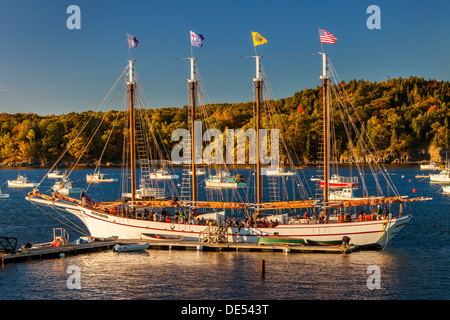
left=260, top=259, right=265, bottom=278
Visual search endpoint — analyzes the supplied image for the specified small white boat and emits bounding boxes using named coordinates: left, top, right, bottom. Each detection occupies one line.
left=86, top=172, right=118, bottom=182
left=149, top=169, right=179, bottom=180
left=52, top=178, right=84, bottom=196
left=262, top=167, right=295, bottom=176
left=205, top=171, right=247, bottom=188
left=320, top=174, right=359, bottom=188
left=188, top=168, right=206, bottom=175
left=122, top=186, right=167, bottom=200
left=329, top=188, right=384, bottom=201
left=0, top=189, right=9, bottom=199
left=48, top=170, right=68, bottom=179
left=420, top=161, right=439, bottom=170
left=7, top=175, right=38, bottom=188
left=113, top=242, right=150, bottom=252
left=429, top=168, right=450, bottom=183
left=443, top=185, right=450, bottom=193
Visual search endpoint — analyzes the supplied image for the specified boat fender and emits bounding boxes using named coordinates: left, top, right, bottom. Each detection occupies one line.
left=170, top=223, right=175, bottom=230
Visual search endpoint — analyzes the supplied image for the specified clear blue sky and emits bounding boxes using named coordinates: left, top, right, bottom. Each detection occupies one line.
left=0, top=0, right=448, bottom=115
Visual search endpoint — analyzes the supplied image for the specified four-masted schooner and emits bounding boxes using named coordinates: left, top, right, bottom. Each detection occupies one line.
left=26, top=32, right=430, bottom=249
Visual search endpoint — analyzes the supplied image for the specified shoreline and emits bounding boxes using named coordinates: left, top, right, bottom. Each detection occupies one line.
left=0, top=161, right=438, bottom=170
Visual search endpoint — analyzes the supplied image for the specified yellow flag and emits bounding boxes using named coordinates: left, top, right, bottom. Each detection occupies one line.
left=252, top=31, right=267, bottom=46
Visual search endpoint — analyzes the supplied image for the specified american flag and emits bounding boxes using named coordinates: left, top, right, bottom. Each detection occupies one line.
left=319, top=28, right=337, bottom=45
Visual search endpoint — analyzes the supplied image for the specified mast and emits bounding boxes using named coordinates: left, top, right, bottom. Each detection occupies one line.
left=127, top=60, right=136, bottom=202
left=320, top=53, right=329, bottom=214
left=188, top=58, right=197, bottom=213
left=253, top=56, right=262, bottom=206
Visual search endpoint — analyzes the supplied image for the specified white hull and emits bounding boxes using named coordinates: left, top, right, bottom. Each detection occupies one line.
left=48, top=172, right=68, bottom=179
left=262, top=168, right=295, bottom=176
left=149, top=175, right=179, bottom=180
left=205, top=181, right=247, bottom=188
left=266, top=172, right=295, bottom=176
left=0, top=193, right=9, bottom=199
left=87, top=177, right=118, bottom=182
left=420, top=162, right=438, bottom=170
left=429, top=171, right=450, bottom=182
left=7, top=180, right=38, bottom=188
left=443, top=186, right=450, bottom=193
left=420, top=165, right=438, bottom=170
left=53, top=188, right=85, bottom=196
left=32, top=197, right=410, bottom=249
left=113, top=243, right=150, bottom=252
left=329, top=188, right=384, bottom=201
left=189, top=172, right=206, bottom=175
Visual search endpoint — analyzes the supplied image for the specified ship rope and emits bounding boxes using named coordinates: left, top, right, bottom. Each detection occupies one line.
left=33, top=65, right=128, bottom=191
left=30, top=201, right=90, bottom=237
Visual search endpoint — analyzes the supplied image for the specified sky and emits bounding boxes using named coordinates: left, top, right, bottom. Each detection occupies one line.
left=0, top=0, right=448, bottom=115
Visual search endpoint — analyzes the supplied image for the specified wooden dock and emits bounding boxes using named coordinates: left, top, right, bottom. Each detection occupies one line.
left=1, top=240, right=116, bottom=265
left=140, top=240, right=355, bottom=254
left=1, top=239, right=353, bottom=266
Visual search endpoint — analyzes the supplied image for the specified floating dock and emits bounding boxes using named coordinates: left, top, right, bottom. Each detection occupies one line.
left=1, top=239, right=353, bottom=266
left=141, top=240, right=355, bottom=254
left=1, top=240, right=116, bottom=265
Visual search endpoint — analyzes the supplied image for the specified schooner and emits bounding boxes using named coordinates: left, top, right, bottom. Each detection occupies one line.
left=26, top=31, right=430, bottom=249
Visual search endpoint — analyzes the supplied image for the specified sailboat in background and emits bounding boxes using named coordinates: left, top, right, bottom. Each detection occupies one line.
left=26, top=31, right=430, bottom=249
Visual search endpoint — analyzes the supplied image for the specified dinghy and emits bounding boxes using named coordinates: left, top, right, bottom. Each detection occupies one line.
left=113, top=242, right=149, bottom=252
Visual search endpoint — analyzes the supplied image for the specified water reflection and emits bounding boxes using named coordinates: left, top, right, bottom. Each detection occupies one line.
left=0, top=248, right=426, bottom=300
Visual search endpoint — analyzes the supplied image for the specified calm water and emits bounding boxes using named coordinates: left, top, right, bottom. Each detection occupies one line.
left=0, top=166, right=448, bottom=302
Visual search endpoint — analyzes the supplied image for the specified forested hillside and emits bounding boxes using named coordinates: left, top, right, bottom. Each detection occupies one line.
left=1, top=76, right=449, bottom=166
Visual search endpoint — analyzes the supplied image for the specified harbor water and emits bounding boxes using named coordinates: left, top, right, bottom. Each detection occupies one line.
left=0, top=166, right=448, bottom=301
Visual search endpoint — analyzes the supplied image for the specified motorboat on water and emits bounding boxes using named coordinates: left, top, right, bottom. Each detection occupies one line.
left=420, top=161, right=439, bottom=170
left=205, top=171, right=247, bottom=188
left=86, top=172, right=118, bottom=182
left=429, top=168, right=450, bottom=183
left=48, top=170, right=68, bottom=179
left=7, top=175, right=38, bottom=188
left=149, top=169, right=179, bottom=180
left=52, top=178, right=85, bottom=196
left=0, top=189, right=9, bottom=199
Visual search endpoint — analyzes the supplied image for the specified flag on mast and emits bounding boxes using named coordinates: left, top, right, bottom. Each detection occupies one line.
left=190, top=31, right=204, bottom=47
left=126, top=33, right=140, bottom=48
left=319, top=28, right=337, bottom=45
left=252, top=31, right=267, bottom=46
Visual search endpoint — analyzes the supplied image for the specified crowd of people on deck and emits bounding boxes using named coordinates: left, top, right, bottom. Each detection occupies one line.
left=95, top=193, right=392, bottom=227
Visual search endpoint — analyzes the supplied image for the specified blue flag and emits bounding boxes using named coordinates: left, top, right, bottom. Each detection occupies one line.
left=126, top=33, right=140, bottom=48
left=190, top=31, right=204, bottom=47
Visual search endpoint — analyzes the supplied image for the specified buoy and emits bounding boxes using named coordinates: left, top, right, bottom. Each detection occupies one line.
left=408, top=179, right=411, bottom=182
left=413, top=189, right=417, bottom=193
left=59, top=253, right=65, bottom=258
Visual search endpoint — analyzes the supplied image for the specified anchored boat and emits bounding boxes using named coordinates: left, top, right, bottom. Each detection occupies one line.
left=8, top=175, right=38, bottom=188
left=26, top=31, right=430, bottom=250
